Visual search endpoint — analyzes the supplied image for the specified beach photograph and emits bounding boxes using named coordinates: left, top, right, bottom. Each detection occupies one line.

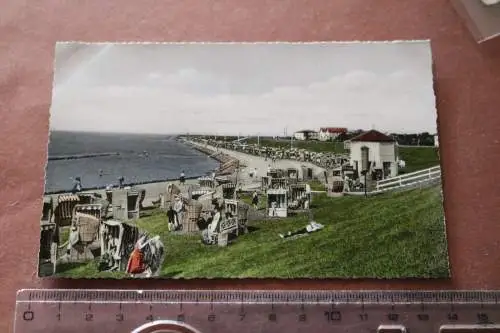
left=38, top=41, right=450, bottom=279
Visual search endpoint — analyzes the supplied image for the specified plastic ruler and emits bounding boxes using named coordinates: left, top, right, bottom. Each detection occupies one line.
left=14, top=289, right=500, bottom=333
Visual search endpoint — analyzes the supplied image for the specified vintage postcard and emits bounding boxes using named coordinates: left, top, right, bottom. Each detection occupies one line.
left=38, top=41, right=450, bottom=279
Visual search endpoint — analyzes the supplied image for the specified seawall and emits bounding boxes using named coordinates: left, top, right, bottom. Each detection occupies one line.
left=180, top=140, right=242, bottom=170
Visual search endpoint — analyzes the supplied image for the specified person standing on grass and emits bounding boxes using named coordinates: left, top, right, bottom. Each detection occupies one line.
left=270, top=201, right=277, bottom=217
left=251, top=191, right=259, bottom=209
left=173, top=195, right=184, bottom=229
left=166, top=204, right=177, bottom=231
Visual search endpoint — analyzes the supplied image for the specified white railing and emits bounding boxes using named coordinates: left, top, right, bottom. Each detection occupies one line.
left=375, top=165, right=441, bottom=192
left=343, top=166, right=441, bottom=196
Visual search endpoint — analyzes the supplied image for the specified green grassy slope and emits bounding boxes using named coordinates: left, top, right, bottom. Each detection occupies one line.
left=55, top=185, right=449, bottom=279
left=398, top=147, right=440, bottom=173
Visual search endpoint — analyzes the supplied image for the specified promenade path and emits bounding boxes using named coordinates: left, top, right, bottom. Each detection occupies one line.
left=195, top=142, right=326, bottom=191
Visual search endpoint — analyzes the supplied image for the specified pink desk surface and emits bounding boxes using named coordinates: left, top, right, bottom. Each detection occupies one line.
left=2, top=0, right=500, bottom=331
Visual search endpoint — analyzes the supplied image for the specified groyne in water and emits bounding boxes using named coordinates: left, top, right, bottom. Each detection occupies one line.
left=48, top=152, right=120, bottom=161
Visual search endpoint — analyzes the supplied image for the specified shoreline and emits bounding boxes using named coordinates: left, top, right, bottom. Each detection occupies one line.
left=43, top=174, right=203, bottom=195
left=44, top=139, right=223, bottom=195
left=43, top=140, right=235, bottom=205
left=43, top=139, right=326, bottom=206
left=44, top=178, right=200, bottom=207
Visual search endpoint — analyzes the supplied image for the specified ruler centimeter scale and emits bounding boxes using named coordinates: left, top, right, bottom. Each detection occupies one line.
left=14, top=289, right=500, bottom=333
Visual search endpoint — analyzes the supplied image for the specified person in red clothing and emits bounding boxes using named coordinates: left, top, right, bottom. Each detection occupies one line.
left=126, top=237, right=147, bottom=275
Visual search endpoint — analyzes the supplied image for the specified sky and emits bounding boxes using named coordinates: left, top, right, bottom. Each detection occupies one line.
left=49, top=41, right=438, bottom=136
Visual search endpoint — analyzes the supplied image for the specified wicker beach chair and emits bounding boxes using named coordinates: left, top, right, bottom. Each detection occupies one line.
left=181, top=201, right=203, bottom=233
left=38, top=222, right=58, bottom=276
left=111, top=188, right=141, bottom=221
left=54, top=194, right=80, bottom=227
left=73, top=203, right=106, bottom=223
left=99, top=220, right=140, bottom=272
left=41, top=196, right=53, bottom=223
left=75, top=213, right=100, bottom=244
left=222, top=183, right=236, bottom=199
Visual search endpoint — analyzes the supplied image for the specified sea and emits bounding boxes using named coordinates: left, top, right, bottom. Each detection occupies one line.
left=44, top=131, right=219, bottom=194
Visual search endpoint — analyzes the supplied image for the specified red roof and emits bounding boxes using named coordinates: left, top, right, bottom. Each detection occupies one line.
left=349, top=130, right=395, bottom=142
left=320, top=127, right=348, bottom=133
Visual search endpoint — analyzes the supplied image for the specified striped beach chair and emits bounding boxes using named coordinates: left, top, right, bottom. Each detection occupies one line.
left=54, top=194, right=80, bottom=227
left=99, top=220, right=140, bottom=272
left=73, top=203, right=107, bottom=223
left=222, top=183, right=236, bottom=199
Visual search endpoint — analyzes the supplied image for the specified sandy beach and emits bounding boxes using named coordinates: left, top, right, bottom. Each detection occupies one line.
left=185, top=140, right=326, bottom=188
left=45, top=178, right=199, bottom=208
left=45, top=141, right=326, bottom=207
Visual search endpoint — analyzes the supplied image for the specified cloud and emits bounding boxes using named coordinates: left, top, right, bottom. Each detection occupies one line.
left=50, top=68, right=437, bottom=135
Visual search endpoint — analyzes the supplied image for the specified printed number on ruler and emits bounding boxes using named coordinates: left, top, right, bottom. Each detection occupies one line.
left=14, top=290, right=500, bottom=333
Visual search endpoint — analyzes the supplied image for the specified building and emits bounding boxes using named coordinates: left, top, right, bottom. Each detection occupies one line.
left=434, top=134, right=439, bottom=147
left=348, top=129, right=398, bottom=180
left=293, top=130, right=319, bottom=141
left=318, top=127, right=348, bottom=141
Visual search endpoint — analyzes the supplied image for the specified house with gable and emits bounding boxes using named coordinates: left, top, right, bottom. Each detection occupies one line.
left=347, top=129, right=398, bottom=180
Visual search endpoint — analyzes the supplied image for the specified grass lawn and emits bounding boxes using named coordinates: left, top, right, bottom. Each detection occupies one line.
left=398, top=146, right=440, bottom=173
left=54, top=184, right=449, bottom=279
left=239, top=192, right=267, bottom=210
left=308, top=180, right=326, bottom=191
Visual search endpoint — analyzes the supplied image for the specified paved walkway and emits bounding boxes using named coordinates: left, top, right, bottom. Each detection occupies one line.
left=204, top=144, right=326, bottom=190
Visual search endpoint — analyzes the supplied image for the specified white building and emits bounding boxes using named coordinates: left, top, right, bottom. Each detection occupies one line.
left=348, top=130, right=398, bottom=179
left=434, top=134, right=439, bottom=147
left=293, top=130, right=319, bottom=141
left=318, top=127, right=348, bottom=141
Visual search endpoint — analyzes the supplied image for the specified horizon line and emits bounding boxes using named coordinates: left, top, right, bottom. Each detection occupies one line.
left=49, top=129, right=438, bottom=136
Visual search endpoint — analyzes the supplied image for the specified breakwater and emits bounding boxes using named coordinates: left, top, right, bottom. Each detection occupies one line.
left=48, top=152, right=120, bottom=161
left=184, top=143, right=235, bottom=164
left=182, top=140, right=242, bottom=176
